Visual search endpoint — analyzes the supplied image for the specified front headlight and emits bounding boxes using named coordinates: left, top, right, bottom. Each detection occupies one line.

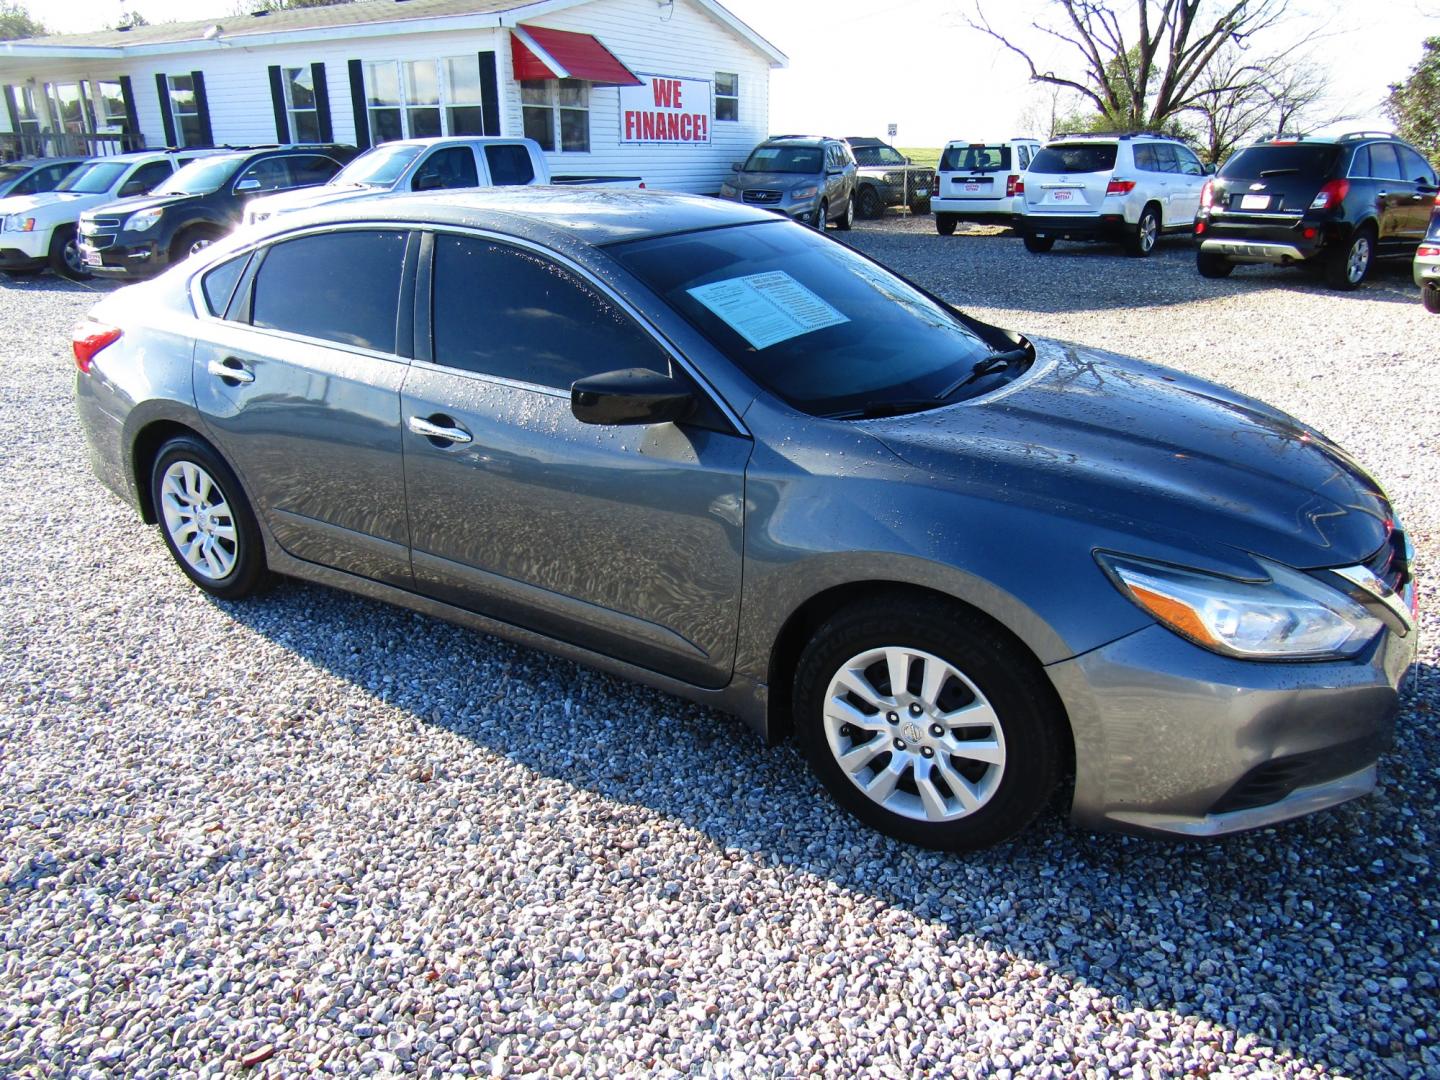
left=126, top=208, right=164, bottom=233
left=4, top=215, right=35, bottom=233
left=719, top=182, right=737, bottom=197
left=791, top=184, right=818, bottom=200
left=1098, top=553, right=1383, bottom=660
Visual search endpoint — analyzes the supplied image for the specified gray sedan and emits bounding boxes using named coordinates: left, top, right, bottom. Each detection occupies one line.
left=73, top=188, right=1417, bottom=850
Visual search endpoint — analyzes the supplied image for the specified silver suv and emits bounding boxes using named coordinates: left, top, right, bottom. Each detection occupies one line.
left=719, top=136, right=856, bottom=230
left=1017, top=132, right=1210, bottom=256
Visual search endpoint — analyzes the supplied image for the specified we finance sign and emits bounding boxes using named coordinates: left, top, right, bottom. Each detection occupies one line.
left=619, top=75, right=711, bottom=144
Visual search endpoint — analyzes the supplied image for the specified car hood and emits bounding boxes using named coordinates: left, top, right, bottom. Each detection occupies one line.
left=248, top=183, right=375, bottom=216
left=734, top=172, right=817, bottom=191
left=867, top=339, right=1391, bottom=570
left=82, top=192, right=197, bottom=218
left=0, top=191, right=103, bottom=217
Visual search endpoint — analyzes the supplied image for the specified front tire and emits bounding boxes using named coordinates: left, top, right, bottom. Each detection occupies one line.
left=1324, top=226, right=1374, bottom=290
left=1022, top=231, right=1055, bottom=253
left=1197, top=250, right=1234, bottom=278
left=1423, top=282, right=1440, bottom=314
left=1126, top=203, right=1161, bottom=257
left=834, top=195, right=854, bottom=231
left=48, top=225, right=89, bottom=280
left=857, top=185, right=884, bottom=220
left=793, top=597, right=1063, bottom=851
left=812, top=200, right=828, bottom=231
left=150, top=436, right=268, bottom=600
left=171, top=226, right=223, bottom=266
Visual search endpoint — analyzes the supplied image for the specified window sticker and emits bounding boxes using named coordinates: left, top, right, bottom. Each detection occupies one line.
left=687, top=271, right=849, bottom=350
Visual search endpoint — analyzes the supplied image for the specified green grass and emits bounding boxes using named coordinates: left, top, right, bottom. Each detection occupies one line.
left=897, top=147, right=941, bottom=169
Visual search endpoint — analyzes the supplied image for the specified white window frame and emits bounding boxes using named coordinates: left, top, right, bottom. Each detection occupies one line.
left=167, top=74, right=204, bottom=147
left=363, top=56, right=485, bottom=143
left=520, top=79, right=590, bottom=153
left=283, top=67, right=320, bottom=144
left=714, top=72, right=739, bottom=122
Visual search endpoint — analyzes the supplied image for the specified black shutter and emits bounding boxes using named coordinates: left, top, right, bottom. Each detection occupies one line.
left=190, top=71, right=213, bottom=146
left=478, top=51, right=499, bottom=136
left=155, top=73, right=177, bottom=146
left=118, top=76, right=139, bottom=142
left=347, top=59, right=370, bottom=151
left=268, top=65, right=290, bottom=143
left=311, top=63, right=332, bottom=143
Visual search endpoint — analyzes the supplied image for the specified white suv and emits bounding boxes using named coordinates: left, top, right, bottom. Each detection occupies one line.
left=0, top=148, right=226, bottom=280
left=1017, top=133, right=1210, bottom=256
left=933, top=138, right=1041, bottom=234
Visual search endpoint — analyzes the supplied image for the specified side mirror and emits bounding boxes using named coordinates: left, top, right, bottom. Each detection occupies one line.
left=235, top=177, right=262, bottom=192
left=1205, top=162, right=1217, bottom=175
left=571, top=368, right=694, bottom=426
left=731, top=161, right=744, bottom=172
left=413, top=172, right=442, bottom=192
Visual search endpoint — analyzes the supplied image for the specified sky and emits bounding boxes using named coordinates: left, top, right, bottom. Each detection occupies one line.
left=40, top=0, right=1440, bottom=147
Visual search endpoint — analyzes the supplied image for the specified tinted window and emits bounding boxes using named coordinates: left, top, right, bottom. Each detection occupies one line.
left=1132, top=144, right=1158, bottom=171
left=251, top=230, right=407, bottom=352
left=201, top=254, right=249, bottom=317
left=1152, top=144, right=1180, bottom=173
left=1029, top=144, right=1118, bottom=174
left=1221, top=144, right=1340, bottom=179
left=123, top=160, right=175, bottom=195
left=485, top=144, right=535, bottom=185
left=431, top=234, right=668, bottom=390
left=1398, top=145, right=1435, bottom=185
left=854, top=145, right=906, bottom=166
left=940, top=144, right=1011, bottom=172
left=236, top=157, right=292, bottom=193
left=412, top=146, right=478, bottom=190
left=1368, top=143, right=1404, bottom=181
left=612, top=221, right=1003, bottom=418
left=285, top=155, right=341, bottom=187
left=1173, top=145, right=1205, bottom=176
left=743, top=146, right=822, bottom=174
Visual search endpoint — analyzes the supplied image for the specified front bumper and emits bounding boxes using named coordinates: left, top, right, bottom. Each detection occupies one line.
left=77, top=236, right=165, bottom=279
left=1021, top=213, right=1130, bottom=241
left=0, top=228, right=51, bottom=266
left=1049, top=620, right=1416, bottom=838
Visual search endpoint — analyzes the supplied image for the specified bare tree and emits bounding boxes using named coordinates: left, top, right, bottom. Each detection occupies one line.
left=970, top=0, right=1290, bottom=130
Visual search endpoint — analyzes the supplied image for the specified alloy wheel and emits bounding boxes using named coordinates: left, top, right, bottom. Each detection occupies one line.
left=1139, top=211, right=1158, bottom=253
left=160, top=460, right=239, bottom=580
left=1347, top=236, right=1371, bottom=284
left=822, top=646, right=1006, bottom=822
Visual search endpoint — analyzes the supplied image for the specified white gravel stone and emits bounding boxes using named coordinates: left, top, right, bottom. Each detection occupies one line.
left=0, top=226, right=1435, bottom=1077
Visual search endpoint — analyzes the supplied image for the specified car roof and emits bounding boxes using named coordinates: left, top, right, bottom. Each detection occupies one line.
left=762, top=136, right=828, bottom=146
left=247, top=187, right=780, bottom=247
left=2, top=156, right=85, bottom=167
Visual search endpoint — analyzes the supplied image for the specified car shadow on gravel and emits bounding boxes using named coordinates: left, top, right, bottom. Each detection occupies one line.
left=220, top=581, right=1437, bottom=1077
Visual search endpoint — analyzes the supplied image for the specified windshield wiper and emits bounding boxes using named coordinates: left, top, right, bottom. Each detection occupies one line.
left=933, top=347, right=1030, bottom=400
left=824, top=399, right=944, bottom=420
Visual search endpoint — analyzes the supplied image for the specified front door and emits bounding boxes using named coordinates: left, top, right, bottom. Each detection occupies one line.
left=400, top=232, right=751, bottom=687
left=192, top=228, right=414, bottom=587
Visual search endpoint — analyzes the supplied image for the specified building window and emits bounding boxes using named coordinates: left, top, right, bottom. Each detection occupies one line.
left=94, top=80, right=127, bottom=131
left=715, top=72, right=738, bottom=122
left=46, top=82, right=94, bottom=134
left=167, top=74, right=204, bottom=146
left=284, top=67, right=320, bottom=143
left=365, top=57, right=486, bottom=143
left=521, top=79, right=589, bottom=152
left=11, top=85, right=41, bottom=135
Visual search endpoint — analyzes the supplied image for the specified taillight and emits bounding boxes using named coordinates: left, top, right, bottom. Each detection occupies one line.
left=72, top=321, right=122, bottom=373
left=639, top=181, right=646, bottom=189
left=1418, top=245, right=1440, bottom=257
left=1310, top=179, right=1349, bottom=211
left=1005, top=174, right=1020, bottom=197
left=1199, top=179, right=1214, bottom=209
left=1013, top=178, right=1025, bottom=195
left=1105, top=178, right=1136, bottom=196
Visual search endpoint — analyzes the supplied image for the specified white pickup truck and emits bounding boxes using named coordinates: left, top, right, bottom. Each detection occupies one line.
left=244, top=136, right=643, bottom=225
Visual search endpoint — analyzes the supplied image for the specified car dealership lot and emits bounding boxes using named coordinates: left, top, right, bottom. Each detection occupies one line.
left=1, top=220, right=1436, bottom=1076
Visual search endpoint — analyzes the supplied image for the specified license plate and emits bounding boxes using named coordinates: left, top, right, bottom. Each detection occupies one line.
left=915, top=188, right=929, bottom=197
left=1241, top=193, right=1271, bottom=210
left=81, top=246, right=103, bottom=267
left=1053, top=190, right=1073, bottom=202
left=964, top=183, right=981, bottom=192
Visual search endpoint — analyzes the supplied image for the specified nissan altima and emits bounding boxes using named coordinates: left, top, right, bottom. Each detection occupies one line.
left=73, top=188, right=1418, bottom=850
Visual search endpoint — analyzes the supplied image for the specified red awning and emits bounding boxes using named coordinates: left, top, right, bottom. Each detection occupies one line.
left=510, top=24, right=643, bottom=87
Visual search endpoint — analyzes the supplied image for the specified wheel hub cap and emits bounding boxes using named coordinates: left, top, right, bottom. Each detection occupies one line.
left=159, top=460, right=238, bottom=581
left=822, top=646, right=1006, bottom=823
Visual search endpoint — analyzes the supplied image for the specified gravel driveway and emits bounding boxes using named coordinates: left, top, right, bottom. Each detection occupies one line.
left=1, top=219, right=1436, bottom=1079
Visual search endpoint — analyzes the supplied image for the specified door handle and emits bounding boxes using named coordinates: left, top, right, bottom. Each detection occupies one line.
left=207, top=357, right=254, bottom=385
left=407, top=415, right=472, bottom=445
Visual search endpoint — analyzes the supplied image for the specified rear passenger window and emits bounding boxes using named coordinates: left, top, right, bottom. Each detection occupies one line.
left=1368, top=143, right=1404, bottom=181
left=430, top=233, right=668, bottom=390
left=201, top=254, right=249, bottom=317
left=251, top=230, right=407, bottom=352
left=287, top=155, right=342, bottom=188
left=485, top=144, right=535, bottom=185
left=1133, top=145, right=1158, bottom=171
left=1152, top=144, right=1180, bottom=173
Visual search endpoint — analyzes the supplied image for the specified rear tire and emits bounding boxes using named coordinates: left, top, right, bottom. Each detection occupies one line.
left=1196, top=250, right=1234, bottom=278
left=910, top=196, right=932, bottom=215
left=1022, top=232, right=1055, bottom=253
left=936, top=214, right=957, bottom=236
left=48, top=225, right=89, bottom=280
left=794, top=596, right=1063, bottom=852
left=1125, top=203, right=1161, bottom=257
left=1324, top=225, right=1374, bottom=290
left=1423, top=283, right=1440, bottom=314
left=857, top=186, right=884, bottom=220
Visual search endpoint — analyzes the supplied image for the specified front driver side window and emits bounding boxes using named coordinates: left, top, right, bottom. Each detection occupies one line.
left=430, top=233, right=668, bottom=389
left=412, top=146, right=479, bottom=191
left=119, top=160, right=172, bottom=197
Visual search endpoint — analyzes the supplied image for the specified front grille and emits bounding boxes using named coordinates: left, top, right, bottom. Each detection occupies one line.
left=80, top=217, right=122, bottom=237
left=84, top=235, right=115, bottom=250
left=742, top=190, right=781, bottom=204
left=1209, top=733, right=1391, bottom=815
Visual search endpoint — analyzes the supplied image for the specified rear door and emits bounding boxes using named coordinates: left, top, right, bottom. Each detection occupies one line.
left=941, top=143, right=1011, bottom=207
left=1365, top=143, right=1417, bottom=251
left=1396, top=145, right=1438, bottom=241
left=1024, top=142, right=1116, bottom=214
left=399, top=230, right=750, bottom=688
left=192, top=228, right=415, bottom=587
left=1169, top=144, right=1208, bottom=221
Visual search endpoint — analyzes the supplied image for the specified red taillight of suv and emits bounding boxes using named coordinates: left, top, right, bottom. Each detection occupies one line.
left=1005, top=174, right=1021, bottom=197
left=72, top=321, right=122, bottom=374
left=1199, top=180, right=1214, bottom=210
left=1105, top=178, right=1136, bottom=196
left=1419, top=246, right=1440, bottom=257
left=1310, top=179, right=1349, bottom=211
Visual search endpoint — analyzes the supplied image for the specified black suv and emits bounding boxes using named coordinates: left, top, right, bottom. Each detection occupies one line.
left=842, top=137, right=935, bottom=218
left=77, top=144, right=356, bottom=279
left=1195, top=131, right=1439, bottom=289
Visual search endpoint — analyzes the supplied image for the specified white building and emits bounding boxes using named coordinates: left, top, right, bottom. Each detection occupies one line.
left=0, top=0, right=785, bottom=193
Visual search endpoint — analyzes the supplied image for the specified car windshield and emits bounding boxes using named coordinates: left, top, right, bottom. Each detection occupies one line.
left=155, top=155, right=245, bottom=195
left=610, top=221, right=1012, bottom=418
left=853, top=145, right=906, bottom=166
left=940, top=145, right=1011, bottom=172
left=335, top=144, right=425, bottom=186
left=743, top=146, right=823, bottom=174
left=1029, top=144, right=1117, bottom=173
left=0, top=165, right=30, bottom=185
left=56, top=161, right=127, bottom=193
left=1220, top=144, right=1340, bottom=178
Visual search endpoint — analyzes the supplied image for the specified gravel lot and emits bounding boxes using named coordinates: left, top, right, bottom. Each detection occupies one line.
left=1, top=218, right=1436, bottom=1079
